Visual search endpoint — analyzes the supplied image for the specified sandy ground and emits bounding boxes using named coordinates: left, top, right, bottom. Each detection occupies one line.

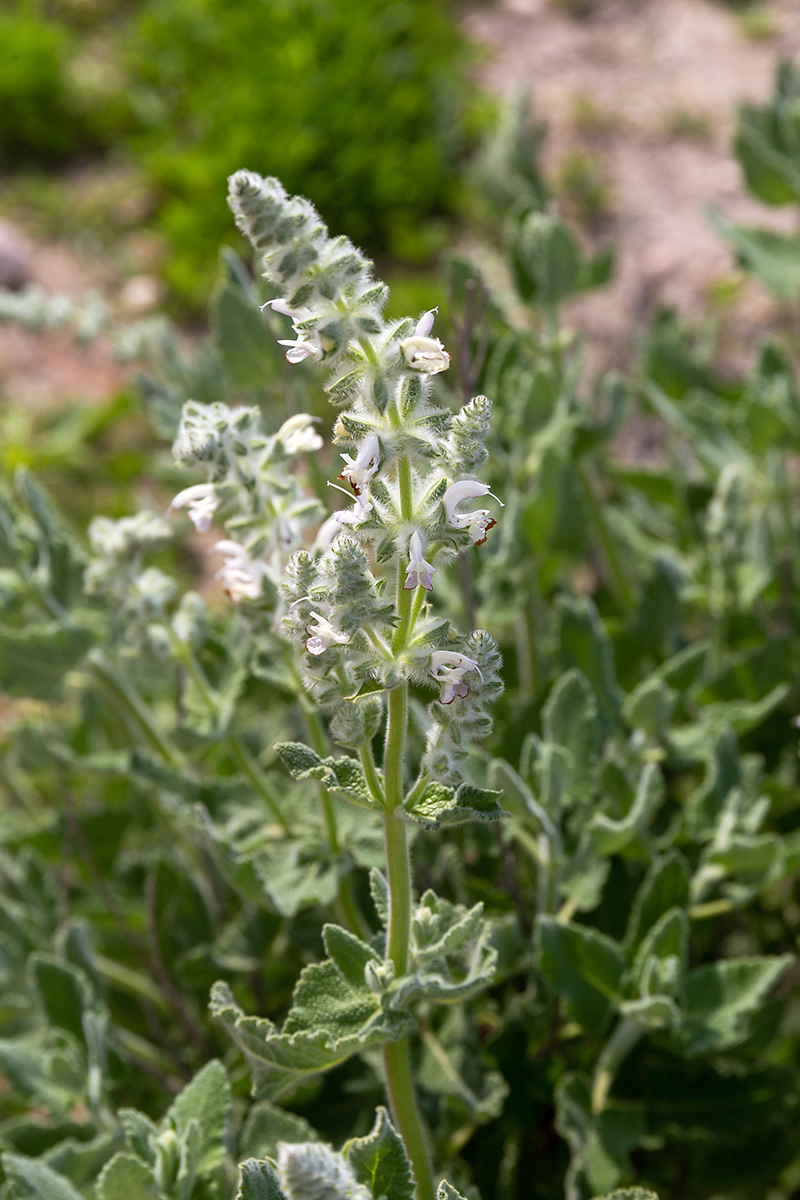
left=465, top=0, right=800, bottom=375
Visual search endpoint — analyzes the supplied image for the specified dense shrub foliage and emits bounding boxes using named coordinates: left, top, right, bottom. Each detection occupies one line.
left=2, top=0, right=473, bottom=303
left=0, top=76, right=799, bottom=1200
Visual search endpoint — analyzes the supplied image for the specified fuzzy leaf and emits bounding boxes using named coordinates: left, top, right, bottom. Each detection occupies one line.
left=625, top=853, right=690, bottom=957
left=1, top=1154, right=86, bottom=1200
left=237, top=1159, right=288, bottom=1200
left=588, top=763, right=663, bottom=856
left=555, top=596, right=622, bottom=727
left=211, top=975, right=411, bottom=1102
left=676, top=955, right=793, bottom=1056
left=166, top=1059, right=231, bottom=1175
left=240, top=1102, right=318, bottom=1162
left=95, top=1154, right=161, bottom=1200
left=274, top=743, right=380, bottom=810
left=540, top=918, right=626, bottom=1034
left=403, top=782, right=506, bottom=829
left=345, top=1108, right=414, bottom=1200
left=555, top=1073, right=645, bottom=1200
left=323, top=924, right=381, bottom=987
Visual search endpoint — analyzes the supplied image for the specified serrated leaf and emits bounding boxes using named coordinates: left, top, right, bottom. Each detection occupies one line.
left=96, top=1153, right=162, bottom=1200
left=1, top=1153, right=85, bottom=1200
left=676, top=955, right=792, bottom=1056
left=118, top=1109, right=158, bottom=1164
left=211, top=976, right=411, bottom=1102
left=237, top=1158, right=287, bottom=1200
left=274, top=744, right=380, bottom=811
left=539, top=918, right=626, bottom=1034
left=404, top=782, right=506, bottom=829
left=345, top=1107, right=414, bottom=1200
left=438, top=1183, right=467, bottom=1200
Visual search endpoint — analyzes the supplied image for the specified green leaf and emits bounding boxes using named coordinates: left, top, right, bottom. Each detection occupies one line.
left=0, top=622, right=93, bottom=700
left=542, top=669, right=601, bottom=804
left=539, top=918, right=626, bottom=1034
left=1, top=1154, right=85, bottom=1200
left=236, top=1158, right=288, bottom=1200
left=625, top=853, right=690, bottom=957
left=29, top=955, right=95, bottom=1044
left=589, top=763, right=663, bottom=857
left=274, top=743, right=380, bottom=810
left=322, top=924, right=380, bottom=987
left=240, top=1102, right=318, bottom=1162
left=95, top=1154, right=162, bottom=1200
left=345, top=1107, right=414, bottom=1200
left=555, top=596, right=622, bottom=728
left=211, top=974, right=411, bottom=1102
left=677, top=955, right=793, bottom=1056
left=438, top=1184, right=467, bottom=1200
left=212, top=277, right=279, bottom=391
left=711, top=213, right=800, bottom=302
left=255, top=837, right=344, bottom=917
left=403, top=782, right=506, bottom=829
left=555, top=1073, right=645, bottom=1200
left=166, top=1059, right=231, bottom=1176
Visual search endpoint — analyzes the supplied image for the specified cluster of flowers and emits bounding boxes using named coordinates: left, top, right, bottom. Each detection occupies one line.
left=85, top=171, right=504, bottom=782
left=219, top=170, right=503, bottom=772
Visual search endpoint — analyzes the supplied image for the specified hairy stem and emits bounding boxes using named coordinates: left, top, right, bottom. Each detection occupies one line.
left=381, top=558, right=435, bottom=1199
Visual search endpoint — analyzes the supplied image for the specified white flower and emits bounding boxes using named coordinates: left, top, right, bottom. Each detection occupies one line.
left=313, top=494, right=373, bottom=552
left=404, top=530, right=436, bottom=592
left=268, top=298, right=322, bottom=364
left=277, top=335, right=322, bottom=364
left=212, top=539, right=267, bottom=604
left=278, top=413, right=323, bottom=454
left=339, top=434, right=380, bottom=495
left=414, top=307, right=438, bottom=337
left=305, top=612, right=350, bottom=656
left=264, top=297, right=311, bottom=320
left=336, top=493, right=373, bottom=527
left=430, top=650, right=483, bottom=705
left=167, top=484, right=220, bottom=534
left=442, top=480, right=503, bottom=545
left=399, top=334, right=450, bottom=375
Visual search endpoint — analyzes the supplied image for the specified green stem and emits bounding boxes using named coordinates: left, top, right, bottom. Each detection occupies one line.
left=381, top=671, right=434, bottom=1200
left=359, top=743, right=385, bottom=806
left=576, top=460, right=634, bottom=614
left=383, top=1037, right=436, bottom=1200
left=590, top=1017, right=643, bottom=1115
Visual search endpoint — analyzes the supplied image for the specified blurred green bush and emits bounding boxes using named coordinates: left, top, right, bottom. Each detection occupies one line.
left=1, top=0, right=475, bottom=306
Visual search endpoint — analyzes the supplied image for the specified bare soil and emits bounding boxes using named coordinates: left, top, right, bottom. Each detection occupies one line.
left=465, top=0, right=800, bottom=376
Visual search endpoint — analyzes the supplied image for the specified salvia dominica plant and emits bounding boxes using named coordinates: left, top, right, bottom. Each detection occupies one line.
left=1, top=77, right=800, bottom=1200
